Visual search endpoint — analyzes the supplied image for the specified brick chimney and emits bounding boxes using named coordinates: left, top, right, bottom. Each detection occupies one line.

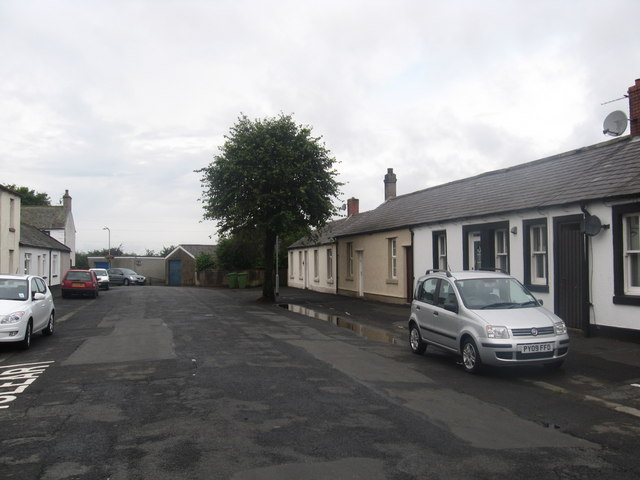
left=62, top=190, right=72, bottom=211
left=384, top=168, right=397, bottom=201
left=629, top=79, right=640, bottom=138
left=347, top=197, right=359, bottom=216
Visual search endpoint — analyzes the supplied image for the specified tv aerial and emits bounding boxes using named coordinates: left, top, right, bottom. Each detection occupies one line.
left=602, top=110, right=628, bottom=136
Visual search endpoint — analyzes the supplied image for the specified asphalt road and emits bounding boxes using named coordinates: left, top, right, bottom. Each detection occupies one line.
left=0, top=286, right=639, bottom=479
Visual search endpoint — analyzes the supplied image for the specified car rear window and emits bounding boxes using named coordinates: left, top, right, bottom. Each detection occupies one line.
left=66, top=272, right=92, bottom=282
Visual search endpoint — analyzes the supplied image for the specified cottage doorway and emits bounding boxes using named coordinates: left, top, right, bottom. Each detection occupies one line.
left=168, top=260, right=182, bottom=286
left=553, top=215, right=588, bottom=332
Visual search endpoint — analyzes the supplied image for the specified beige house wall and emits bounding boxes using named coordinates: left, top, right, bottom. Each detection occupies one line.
left=0, top=189, right=20, bottom=274
left=337, top=229, right=412, bottom=304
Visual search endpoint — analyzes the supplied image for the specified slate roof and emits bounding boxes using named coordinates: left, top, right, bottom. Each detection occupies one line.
left=288, top=217, right=351, bottom=248
left=176, top=244, right=217, bottom=258
left=21, top=206, right=69, bottom=230
left=19, top=223, right=71, bottom=251
left=333, top=135, right=640, bottom=238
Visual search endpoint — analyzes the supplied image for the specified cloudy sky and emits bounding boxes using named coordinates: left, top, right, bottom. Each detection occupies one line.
left=1, top=0, right=639, bottom=254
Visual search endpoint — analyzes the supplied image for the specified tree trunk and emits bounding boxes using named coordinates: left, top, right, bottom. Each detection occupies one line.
left=261, top=228, right=276, bottom=301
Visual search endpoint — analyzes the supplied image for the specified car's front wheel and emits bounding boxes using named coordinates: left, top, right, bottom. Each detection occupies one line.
left=123, top=278, right=130, bottom=286
left=461, top=337, right=481, bottom=373
left=409, top=324, right=427, bottom=355
left=21, top=321, right=32, bottom=350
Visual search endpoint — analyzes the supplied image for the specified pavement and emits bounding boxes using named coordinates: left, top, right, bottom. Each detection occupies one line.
left=267, top=286, right=640, bottom=372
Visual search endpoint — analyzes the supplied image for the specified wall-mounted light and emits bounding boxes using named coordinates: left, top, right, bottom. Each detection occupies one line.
left=510, top=226, right=518, bottom=235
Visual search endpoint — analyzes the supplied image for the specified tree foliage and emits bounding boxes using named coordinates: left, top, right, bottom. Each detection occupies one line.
left=195, top=253, right=217, bottom=272
left=5, top=185, right=51, bottom=206
left=197, top=113, right=341, bottom=300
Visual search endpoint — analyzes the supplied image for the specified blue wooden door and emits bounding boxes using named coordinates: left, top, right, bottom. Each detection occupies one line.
left=168, top=260, right=182, bottom=286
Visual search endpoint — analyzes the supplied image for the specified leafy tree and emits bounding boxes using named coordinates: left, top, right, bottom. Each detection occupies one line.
left=159, top=245, right=177, bottom=257
left=5, top=185, right=51, bottom=206
left=197, top=113, right=341, bottom=300
left=215, top=233, right=262, bottom=271
left=195, top=253, right=217, bottom=272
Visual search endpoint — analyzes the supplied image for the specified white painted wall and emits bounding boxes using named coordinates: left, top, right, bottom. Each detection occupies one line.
left=413, top=200, right=639, bottom=332
left=287, top=245, right=337, bottom=294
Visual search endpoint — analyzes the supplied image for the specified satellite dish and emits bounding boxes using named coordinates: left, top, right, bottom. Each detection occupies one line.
left=603, top=110, right=628, bottom=136
left=583, top=215, right=603, bottom=236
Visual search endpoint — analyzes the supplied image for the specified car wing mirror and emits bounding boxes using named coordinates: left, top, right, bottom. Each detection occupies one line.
left=537, top=298, right=544, bottom=306
left=33, top=292, right=46, bottom=300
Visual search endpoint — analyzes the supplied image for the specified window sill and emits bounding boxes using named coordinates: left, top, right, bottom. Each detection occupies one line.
left=386, top=279, right=399, bottom=285
left=613, top=295, right=640, bottom=306
left=526, top=284, right=549, bottom=294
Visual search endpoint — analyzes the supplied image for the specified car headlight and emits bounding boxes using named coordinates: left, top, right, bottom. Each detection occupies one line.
left=486, top=325, right=510, bottom=339
left=0, top=311, right=26, bottom=325
left=554, top=321, right=567, bottom=335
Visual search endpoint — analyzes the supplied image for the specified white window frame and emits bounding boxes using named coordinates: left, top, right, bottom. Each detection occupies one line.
left=298, top=251, right=303, bottom=280
left=623, top=213, right=640, bottom=295
left=347, top=242, right=354, bottom=278
left=495, top=229, right=509, bottom=273
left=289, top=252, right=294, bottom=279
left=437, top=233, right=447, bottom=270
left=388, top=238, right=397, bottom=279
left=24, top=253, right=32, bottom=274
left=530, top=224, right=548, bottom=285
left=313, top=249, right=319, bottom=282
left=326, top=248, right=333, bottom=283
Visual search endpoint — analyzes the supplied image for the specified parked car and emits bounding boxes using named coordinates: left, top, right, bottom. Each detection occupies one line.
left=89, top=268, right=110, bottom=290
left=408, top=270, right=569, bottom=373
left=61, top=270, right=99, bottom=298
left=107, top=268, right=146, bottom=286
left=0, top=274, right=55, bottom=349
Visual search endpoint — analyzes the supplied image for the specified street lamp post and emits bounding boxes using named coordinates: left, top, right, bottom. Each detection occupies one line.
left=102, top=227, right=111, bottom=264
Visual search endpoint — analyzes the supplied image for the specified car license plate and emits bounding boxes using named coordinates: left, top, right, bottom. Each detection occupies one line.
left=72, top=282, right=84, bottom=287
left=520, top=343, right=554, bottom=354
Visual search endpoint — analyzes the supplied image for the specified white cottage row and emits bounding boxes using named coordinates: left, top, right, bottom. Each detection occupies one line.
left=289, top=79, right=640, bottom=337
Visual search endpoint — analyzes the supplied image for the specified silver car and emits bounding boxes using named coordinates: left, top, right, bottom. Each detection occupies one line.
left=0, top=275, right=55, bottom=349
left=408, top=270, right=569, bottom=373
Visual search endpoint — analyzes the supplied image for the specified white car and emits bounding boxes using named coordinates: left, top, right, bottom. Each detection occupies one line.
left=0, top=275, right=55, bottom=349
left=90, top=268, right=110, bottom=290
left=408, top=270, right=569, bottom=373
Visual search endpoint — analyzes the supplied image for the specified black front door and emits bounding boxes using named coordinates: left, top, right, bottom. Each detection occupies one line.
left=554, top=215, right=588, bottom=331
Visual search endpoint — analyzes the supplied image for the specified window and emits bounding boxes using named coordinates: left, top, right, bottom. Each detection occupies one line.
left=495, top=229, right=509, bottom=273
left=416, top=278, right=438, bottom=304
left=24, top=253, right=31, bottom=274
left=432, top=231, right=447, bottom=270
left=298, top=251, right=303, bottom=280
left=437, top=280, right=458, bottom=310
left=52, top=254, right=58, bottom=278
left=624, top=213, right=640, bottom=295
left=347, top=242, right=354, bottom=278
left=313, top=249, right=319, bottom=281
left=9, top=198, right=16, bottom=230
left=531, top=225, right=547, bottom=284
left=326, top=248, right=333, bottom=282
left=523, top=219, right=548, bottom=292
left=388, top=238, right=397, bottom=279
left=613, top=203, right=640, bottom=305
left=289, top=252, right=294, bottom=278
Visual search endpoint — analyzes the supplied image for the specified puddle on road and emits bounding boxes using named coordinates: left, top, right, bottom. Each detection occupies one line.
left=279, top=304, right=402, bottom=345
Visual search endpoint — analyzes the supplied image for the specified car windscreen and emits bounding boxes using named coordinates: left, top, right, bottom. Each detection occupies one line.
left=455, top=278, right=538, bottom=310
left=66, top=272, right=93, bottom=282
left=0, top=279, right=29, bottom=301
left=92, top=269, right=107, bottom=275
left=121, top=269, right=137, bottom=275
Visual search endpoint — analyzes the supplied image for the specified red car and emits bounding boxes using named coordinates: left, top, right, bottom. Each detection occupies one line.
left=61, top=270, right=99, bottom=298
